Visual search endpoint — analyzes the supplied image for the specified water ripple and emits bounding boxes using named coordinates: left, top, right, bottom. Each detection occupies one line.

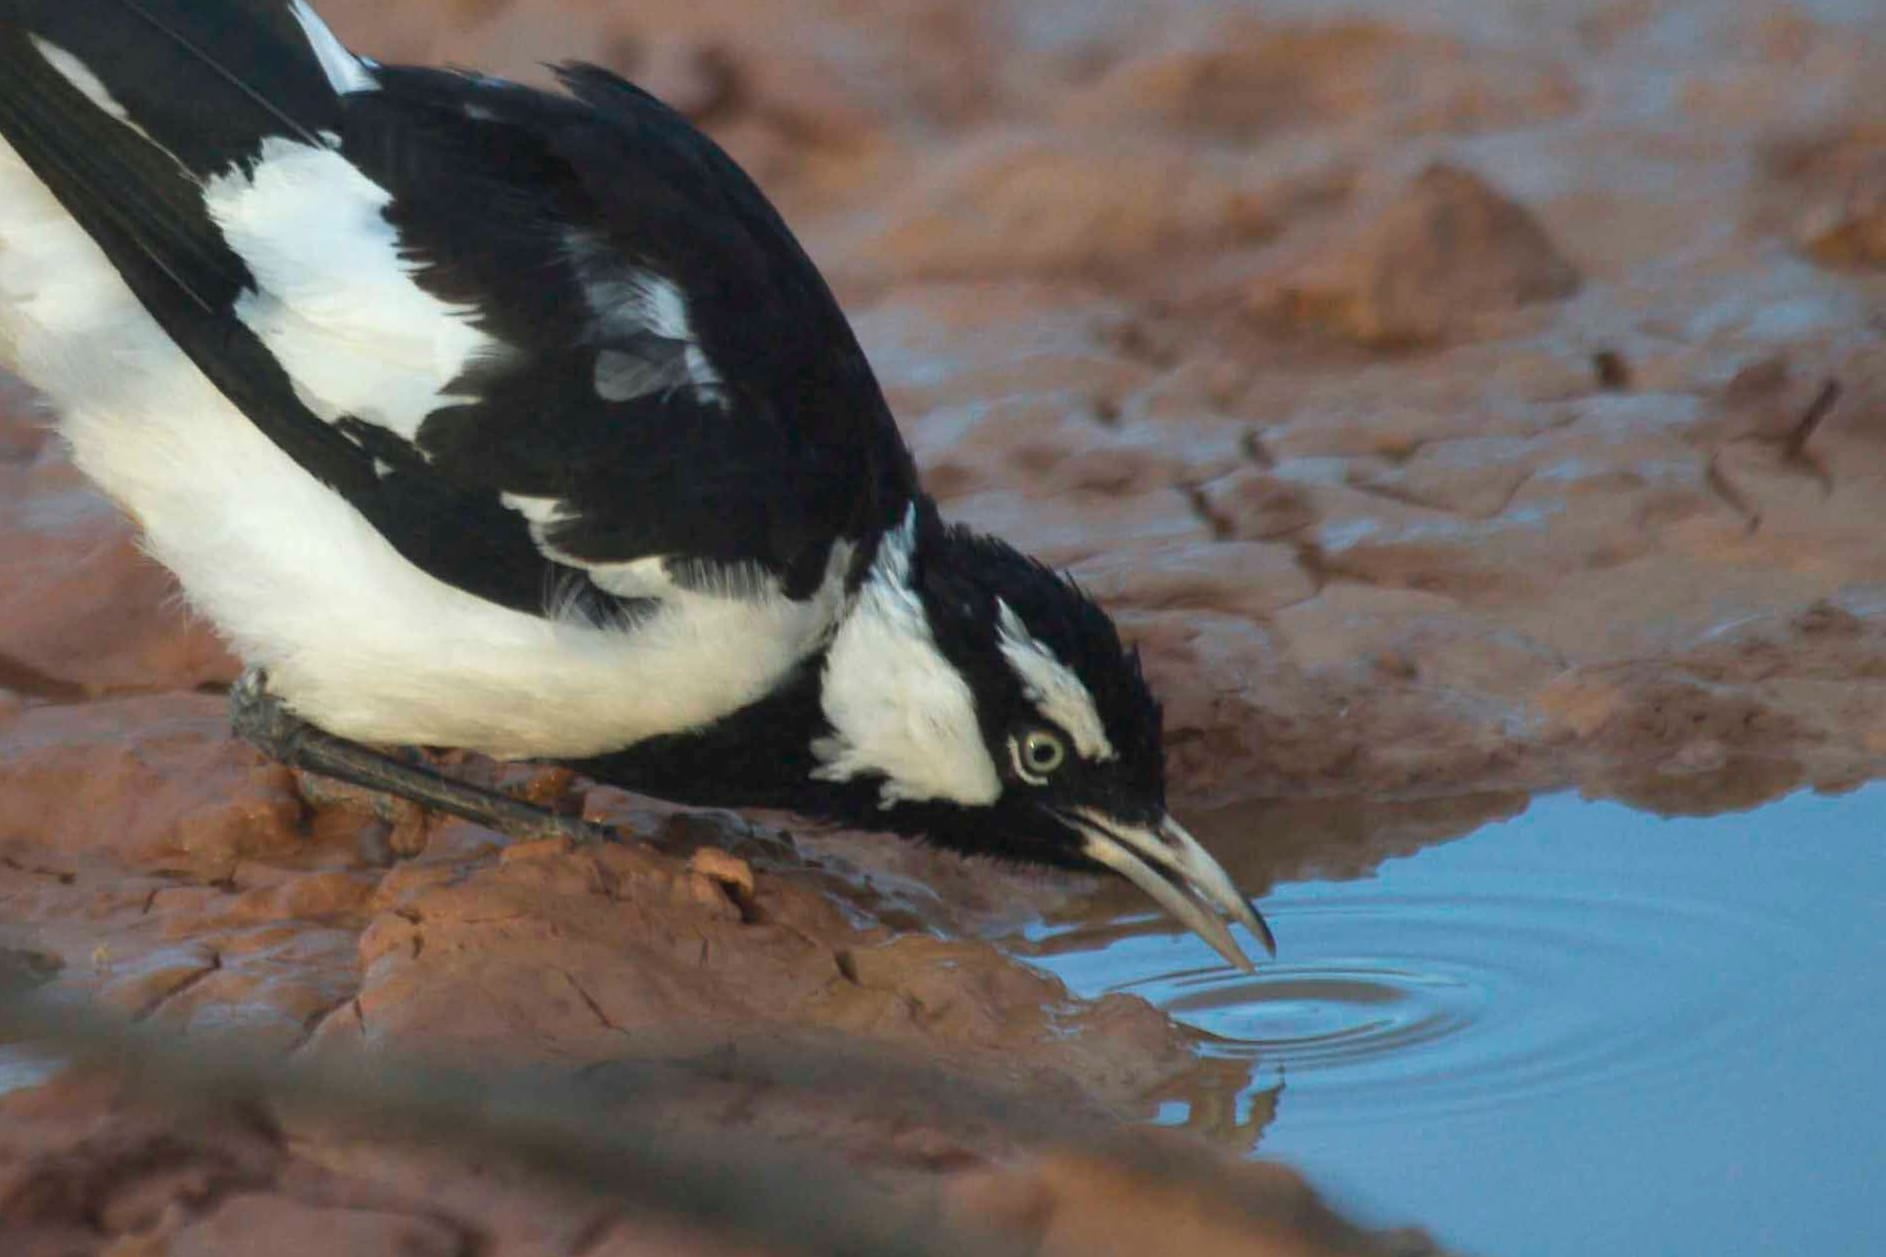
left=1020, top=788, right=1886, bottom=1257
left=1028, top=881, right=1818, bottom=1125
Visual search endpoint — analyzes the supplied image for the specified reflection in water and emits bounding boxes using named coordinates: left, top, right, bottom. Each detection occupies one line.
left=1017, top=787, right=1886, bottom=1257
left=1140, top=1054, right=1283, bottom=1154
left=0, top=949, right=67, bottom=1099
left=1192, top=791, right=1530, bottom=896
left=0, top=1045, right=63, bottom=1097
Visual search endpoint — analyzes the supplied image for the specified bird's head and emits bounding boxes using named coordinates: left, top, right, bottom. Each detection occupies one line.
left=810, top=504, right=1274, bottom=970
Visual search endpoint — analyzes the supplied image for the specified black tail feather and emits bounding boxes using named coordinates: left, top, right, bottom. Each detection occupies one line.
left=0, top=0, right=344, bottom=173
left=0, top=28, right=248, bottom=312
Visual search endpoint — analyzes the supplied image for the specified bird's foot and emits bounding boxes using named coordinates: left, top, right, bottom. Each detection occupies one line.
left=230, top=668, right=606, bottom=849
left=228, top=666, right=311, bottom=763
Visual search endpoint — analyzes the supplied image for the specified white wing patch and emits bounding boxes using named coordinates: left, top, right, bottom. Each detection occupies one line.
left=996, top=600, right=1115, bottom=762
left=563, top=228, right=724, bottom=405
left=204, top=137, right=500, bottom=442
left=498, top=492, right=568, bottom=527
left=813, top=509, right=1001, bottom=808
left=289, top=0, right=379, bottom=95
left=594, top=346, right=694, bottom=402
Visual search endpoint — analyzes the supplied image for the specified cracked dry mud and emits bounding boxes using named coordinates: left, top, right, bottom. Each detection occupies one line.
left=1, top=0, right=1882, bottom=1254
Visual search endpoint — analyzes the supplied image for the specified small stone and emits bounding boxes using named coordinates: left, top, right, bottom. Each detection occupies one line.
left=680, top=872, right=742, bottom=919
left=687, top=847, right=756, bottom=898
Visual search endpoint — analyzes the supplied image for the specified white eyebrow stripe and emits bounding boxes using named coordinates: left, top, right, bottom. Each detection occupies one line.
left=996, top=600, right=1115, bottom=762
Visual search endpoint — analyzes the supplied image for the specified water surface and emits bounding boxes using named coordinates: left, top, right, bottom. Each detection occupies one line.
left=1019, top=786, right=1885, bottom=1257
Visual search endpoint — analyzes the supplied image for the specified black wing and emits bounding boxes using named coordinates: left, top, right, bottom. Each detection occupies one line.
left=0, top=0, right=917, bottom=615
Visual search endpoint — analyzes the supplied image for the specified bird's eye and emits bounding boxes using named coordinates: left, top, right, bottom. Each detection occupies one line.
left=1012, top=729, right=1066, bottom=784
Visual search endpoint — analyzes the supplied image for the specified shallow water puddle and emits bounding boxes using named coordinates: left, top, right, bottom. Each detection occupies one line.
left=1016, top=786, right=1885, bottom=1257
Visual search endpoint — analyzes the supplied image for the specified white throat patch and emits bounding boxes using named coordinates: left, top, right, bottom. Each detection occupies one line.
left=996, top=600, right=1114, bottom=761
left=811, top=509, right=1001, bottom=809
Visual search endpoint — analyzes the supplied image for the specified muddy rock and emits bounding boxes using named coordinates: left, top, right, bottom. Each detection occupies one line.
left=0, top=403, right=236, bottom=696
left=3, top=0, right=1886, bottom=1252
left=0, top=374, right=47, bottom=463
left=170, top=1196, right=467, bottom=1257
left=1261, top=164, right=1582, bottom=347
left=0, top=1068, right=1438, bottom=1257
left=1196, top=470, right=1322, bottom=543
left=314, top=832, right=1202, bottom=1121
left=1056, top=16, right=1580, bottom=141
left=1759, top=122, right=1886, bottom=271
left=949, top=1150, right=1443, bottom=1257
left=0, top=695, right=301, bottom=877
left=1071, top=540, right=1316, bottom=621
left=856, top=283, right=1159, bottom=426
left=850, top=130, right=1284, bottom=280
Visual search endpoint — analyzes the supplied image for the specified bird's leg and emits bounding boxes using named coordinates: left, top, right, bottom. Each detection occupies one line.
left=229, top=668, right=604, bottom=846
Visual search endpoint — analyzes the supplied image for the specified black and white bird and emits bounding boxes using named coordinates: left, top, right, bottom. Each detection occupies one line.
left=0, top=0, right=1273, bottom=967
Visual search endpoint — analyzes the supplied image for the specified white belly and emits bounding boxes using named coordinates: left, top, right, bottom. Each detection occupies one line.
left=0, top=139, right=839, bottom=758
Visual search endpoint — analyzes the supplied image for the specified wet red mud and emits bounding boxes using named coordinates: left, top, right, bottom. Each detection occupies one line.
left=1, top=0, right=1881, bottom=1253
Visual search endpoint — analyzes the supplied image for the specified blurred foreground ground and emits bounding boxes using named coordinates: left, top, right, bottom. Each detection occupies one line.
left=0, top=0, right=1880, bottom=1252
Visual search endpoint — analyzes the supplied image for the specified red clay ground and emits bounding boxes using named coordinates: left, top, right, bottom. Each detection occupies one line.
left=0, top=0, right=1880, bottom=1252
